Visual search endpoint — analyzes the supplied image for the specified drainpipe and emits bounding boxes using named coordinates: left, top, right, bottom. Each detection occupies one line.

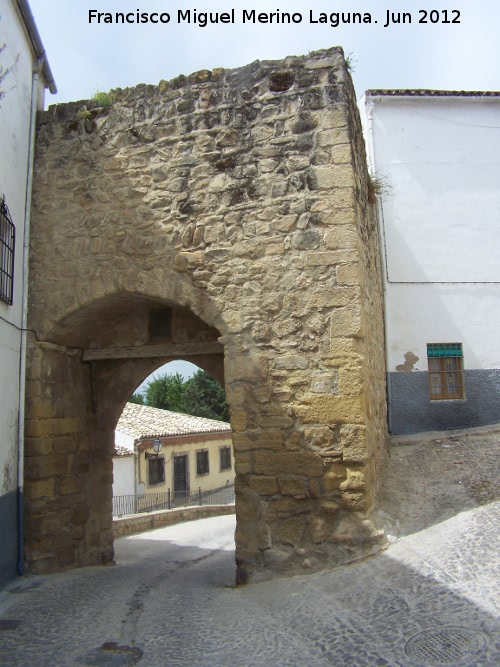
left=17, top=59, right=42, bottom=575
left=365, top=97, right=393, bottom=434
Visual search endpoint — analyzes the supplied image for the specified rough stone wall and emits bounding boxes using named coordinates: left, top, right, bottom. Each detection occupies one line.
left=344, top=75, right=388, bottom=503
left=24, top=341, right=114, bottom=572
left=26, top=47, right=387, bottom=580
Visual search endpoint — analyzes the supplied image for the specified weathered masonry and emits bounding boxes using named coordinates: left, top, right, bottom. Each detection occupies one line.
left=26, top=47, right=388, bottom=581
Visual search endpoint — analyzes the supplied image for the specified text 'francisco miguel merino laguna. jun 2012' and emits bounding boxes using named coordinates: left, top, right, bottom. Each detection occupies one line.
left=88, top=8, right=461, bottom=28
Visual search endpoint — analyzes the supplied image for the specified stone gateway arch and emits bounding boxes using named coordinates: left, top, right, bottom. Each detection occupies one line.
left=25, top=47, right=388, bottom=582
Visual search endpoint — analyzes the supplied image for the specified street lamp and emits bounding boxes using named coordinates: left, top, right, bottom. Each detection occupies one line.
left=145, top=437, right=163, bottom=459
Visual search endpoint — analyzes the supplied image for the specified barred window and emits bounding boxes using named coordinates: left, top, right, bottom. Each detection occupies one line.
left=219, top=446, right=231, bottom=471
left=196, top=449, right=209, bottom=476
left=427, top=343, right=465, bottom=400
left=0, top=196, right=15, bottom=305
left=148, top=456, right=165, bottom=485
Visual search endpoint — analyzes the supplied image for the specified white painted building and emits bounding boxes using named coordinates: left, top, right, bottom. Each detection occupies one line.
left=363, top=90, right=500, bottom=434
left=113, top=441, right=137, bottom=497
left=113, top=403, right=234, bottom=503
left=0, top=0, right=56, bottom=584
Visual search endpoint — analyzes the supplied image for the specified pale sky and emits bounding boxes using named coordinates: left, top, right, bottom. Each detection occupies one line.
left=29, top=0, right=499, bottom=105
left=136, top=360, right=200, bottom=393
left=25, top=0, right=500, bottom=393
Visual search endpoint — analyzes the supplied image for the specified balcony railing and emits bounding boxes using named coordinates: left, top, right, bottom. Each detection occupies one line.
left=112, top=484, right=235, bottom=517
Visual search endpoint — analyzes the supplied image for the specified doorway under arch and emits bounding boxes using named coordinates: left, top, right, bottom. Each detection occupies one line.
left=24, top=293, right=228, bottom=574
left=113, top=359, right=234, bottom=521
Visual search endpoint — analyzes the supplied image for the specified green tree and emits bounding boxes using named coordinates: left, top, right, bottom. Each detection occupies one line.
left=183, top=370, right=229, bottom=422
left=128, top=392, right=145, bottom=405
left=145, top=372, right=185, bottom=412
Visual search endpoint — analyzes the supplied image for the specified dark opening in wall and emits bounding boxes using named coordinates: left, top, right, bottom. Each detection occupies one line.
left=269, top=71, right=294, bottom=92
left=149, top=307, right=172, bottom=342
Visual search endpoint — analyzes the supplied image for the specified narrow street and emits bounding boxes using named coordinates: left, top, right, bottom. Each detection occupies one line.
left=1, top=426, right=499, bottom=667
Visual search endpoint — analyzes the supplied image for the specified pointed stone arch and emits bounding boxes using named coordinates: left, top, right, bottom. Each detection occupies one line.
left=24, top=291, right=227, bottom=573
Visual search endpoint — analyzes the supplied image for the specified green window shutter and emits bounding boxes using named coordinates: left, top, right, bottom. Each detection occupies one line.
left=427, top=343, right=463, bottom=358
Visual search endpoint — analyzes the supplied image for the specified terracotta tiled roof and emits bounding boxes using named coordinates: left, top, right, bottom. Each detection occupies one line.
left=366, top=89, right=500, bottom=97
left=114, top=444, right=135, bottom=457
left=116, top=402, right=231, bottom=440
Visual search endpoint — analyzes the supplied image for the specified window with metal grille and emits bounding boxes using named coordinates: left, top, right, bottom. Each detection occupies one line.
left=148, top=456, right=165, bottom=485
left=0, top=196, right=15, bottom=305
left=427, top=343, right=465, bottom=400
left=219, top=446, right=231, bottom=471
left=196, top=449, right=209, bottom=476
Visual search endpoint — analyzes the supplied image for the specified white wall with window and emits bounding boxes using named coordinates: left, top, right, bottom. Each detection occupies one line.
left=363, top=91, right=500, bottom=434
left=0, top=0, right=55, bottom=585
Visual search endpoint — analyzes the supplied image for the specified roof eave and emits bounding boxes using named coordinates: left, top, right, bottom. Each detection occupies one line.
left=136, top=429, right=231, bottom=440
left=365, top=89, right=500, bottom=99
left=16, top=0, right=57, bottom=94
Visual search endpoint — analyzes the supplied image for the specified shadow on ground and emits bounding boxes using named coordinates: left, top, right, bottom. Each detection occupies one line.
left=0, top=504, right=499, bottom=666
left=1, top=427, right=500, bottom=666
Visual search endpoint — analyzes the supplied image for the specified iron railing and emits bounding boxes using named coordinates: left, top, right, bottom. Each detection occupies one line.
left=112, top=484, right=235, bottom=517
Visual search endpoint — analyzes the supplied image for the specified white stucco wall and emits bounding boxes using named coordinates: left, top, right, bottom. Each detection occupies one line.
left=0, top=0, right=45, bottom=499
left=364, top=95, right=500, bottom=372
left=0, top=0, right=49, bottom=582
left=114, top=430, right=135, bottom=450
left=113, top=456, right=136, bottom=496
left=384, top=283, right=500, bottom=372
left=113, top=431, right=136, bottom=496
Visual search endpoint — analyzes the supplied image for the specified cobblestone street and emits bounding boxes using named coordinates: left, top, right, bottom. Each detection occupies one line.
left=1, top=425, right=499, bottom=667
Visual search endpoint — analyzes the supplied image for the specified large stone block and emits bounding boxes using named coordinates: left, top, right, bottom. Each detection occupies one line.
left=293, top=395, right=364, bottom=425
left=330, top=305, right=363, bottom=338
left=24, top=478, right=56, bottom=500
left=24, top=454, right=69, bottom=480
left=275, top=516, right=307, bottom=546
left=59, top=475, right=85, bottom=496
left=277, top=476, right=309, bottom=498
left=324, top=226, right=358, bottom=250
left=340, top=424, right=367, bottom=458
left=24, top=437, right=54, bottom=457
left=25, top=418, right=81, bottom=439
left=253, top=451, right=323, bottom=477
left=249, top=475, right=279, bottom=496
left=319, top=163, right=354, bottom=188
left=232, top=430, right=283, bottom=452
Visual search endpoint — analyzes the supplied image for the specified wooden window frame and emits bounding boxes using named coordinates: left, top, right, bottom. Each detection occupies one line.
left=196, top=449, right=209, bottom=476
left=427, top=343, right=465, bottom=400
left=148, top=456, right=165, bottom=486
left=219, top=445, right=231, bottom=472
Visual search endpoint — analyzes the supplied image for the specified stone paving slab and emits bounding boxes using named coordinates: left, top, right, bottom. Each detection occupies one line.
left=0, top=426, right=499, bottom=667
